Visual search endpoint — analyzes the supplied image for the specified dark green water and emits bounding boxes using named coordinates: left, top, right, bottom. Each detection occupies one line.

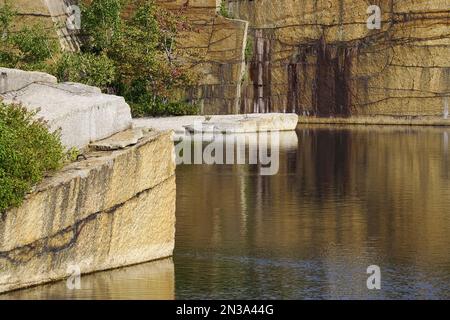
left=3, top=125, right=450, bottom=299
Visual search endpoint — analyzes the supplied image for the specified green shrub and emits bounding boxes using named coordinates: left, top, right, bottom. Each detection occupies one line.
left=219, top=1, right=233, bottom=18
left=54, top=53, right=116, bottom=90
left=131, top=99, right=200, bottom=117
left=79, top=0, right=198, bottom=117
left=245, top=36, right=254, bottom=63
left=1, top=0, right=199, bottom=117
left=0, top=3, right=58, bottom=70
left=79, top=0, right=123, bottom=52
left=0, top=102, right=65, bottom=213
left=11, top=26, right=58, bottom=66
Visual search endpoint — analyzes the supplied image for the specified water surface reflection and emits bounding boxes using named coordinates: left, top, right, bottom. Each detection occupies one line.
left=0, top=258, right=174, bottom=300
left=2, top=125, right=450, bottom=299
left=175, top=125, right=450, bottom=299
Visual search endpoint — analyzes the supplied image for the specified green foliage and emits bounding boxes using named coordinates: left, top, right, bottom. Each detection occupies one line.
left=245, top=36, right=254, bottom=63
left=80, top=0, right=123, bottom=52
left=0, top=102, right=65, bottom=213
left=131, top=99, right=200, bottom=117
left=80, top=0, right=198, bottom=116
left=11, top=27, right=58, bottom=67
left=218, top=1, right=232, bottom=18
left=54, top=52, right=116, bottom=90
left=65, top=147, right=81, bottom=162
left=0, top=0, right=199, bottom=117
left=0, top=1, right=14, bottom=38
left=0, top=2, right=58, bottom=70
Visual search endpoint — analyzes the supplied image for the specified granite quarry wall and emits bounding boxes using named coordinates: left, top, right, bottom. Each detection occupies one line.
left=3, top=0, right=449, bottom=117
left=0, top=130, right=176, bottom=294
left=156, top=0, right=249, bottom=115
left=228, top=0, right=450, bottom=117
left=0, top=68, right=176, bottom=294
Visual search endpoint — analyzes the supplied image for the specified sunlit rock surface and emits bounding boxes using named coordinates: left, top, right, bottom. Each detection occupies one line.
left=0, top=130, right=176, bottom=294
left=228, top=0, right=450, bottom=117
left=0, top=68, right=132, bottom=149
left=133, top=113, right=298, bottom=135
left=155, top=0, right=249, bottom=114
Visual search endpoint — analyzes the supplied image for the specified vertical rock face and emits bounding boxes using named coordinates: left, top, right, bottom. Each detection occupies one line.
left=156, top=0, right=249, bottom=114
left=0, top=130, right=176, bottom=294
left=228, top=0, right=450, bottom=117
left=2, top=0, right=80, bottom=51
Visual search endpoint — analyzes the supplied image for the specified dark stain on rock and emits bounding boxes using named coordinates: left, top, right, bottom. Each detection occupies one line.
left=313, top=38, right=353, bottom=117
left=249, top=29, right=272, bottom=113
left=287, top=62, right=299, bottom=113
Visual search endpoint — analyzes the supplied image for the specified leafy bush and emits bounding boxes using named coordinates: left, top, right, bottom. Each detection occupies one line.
left=0, top=3, right=58, bottom=71
left=79, top=0, right=123, bottom=53
left=78, top=0, right=198, bottom=116
left=0, top=102, right=65, bottom=213
left=131, top=99, right=200, bottom=117
left=0, top=0, right=199, bottom=117
left=54, top=52, right=116, bottom=90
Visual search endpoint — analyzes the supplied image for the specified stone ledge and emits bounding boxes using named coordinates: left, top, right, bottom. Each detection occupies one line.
left=0, top=68, right=132, bottom=149
left=0, top=175, right=176, bottom=294
left=0, top=128, right=176, bottom=294
left=133, top=113, right=298, bottom=136
left=0, top=130, right=175, bottom=253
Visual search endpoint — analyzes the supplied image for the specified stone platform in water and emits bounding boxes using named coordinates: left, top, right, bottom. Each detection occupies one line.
left=132, top=113, right=299, bottom=135
left=0, top=67, right=132, bottom=149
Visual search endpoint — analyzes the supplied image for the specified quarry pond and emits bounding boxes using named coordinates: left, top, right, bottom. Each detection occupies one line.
left=2, top=125, right=450, bottom=299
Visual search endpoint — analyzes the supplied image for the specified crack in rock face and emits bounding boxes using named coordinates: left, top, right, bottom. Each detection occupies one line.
left=229, top=0, right=450, bottom=117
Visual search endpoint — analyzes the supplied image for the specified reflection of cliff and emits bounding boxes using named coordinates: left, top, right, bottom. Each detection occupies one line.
left=0, top=258, right=175, bottom=299
left=229, top=0, right=450, bottom=117
left=176, top=126, right=450, bottom=298
left=297, top=126, right=450, bottom=265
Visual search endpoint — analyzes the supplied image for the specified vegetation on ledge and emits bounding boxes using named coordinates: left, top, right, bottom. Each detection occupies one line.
left=0, top=0, right=199, bottom=117
left=0, top=102, right=65, bottom=213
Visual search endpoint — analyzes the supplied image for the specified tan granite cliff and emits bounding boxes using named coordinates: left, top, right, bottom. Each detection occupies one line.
left=0, top=129, right=176, bottom=293
left=227, top=0, right=450, bottom=117
left=4, top=0, right=449, bottom=117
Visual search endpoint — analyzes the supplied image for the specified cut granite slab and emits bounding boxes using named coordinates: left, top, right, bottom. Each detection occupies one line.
left=186, top=113, right=299, bottom=133
left=133, top=116, right=206, bottom=133
left=0, top=68, right=132, bottom=149
left=133, top=113, right=298, bottom=136
left=90, top=128, right=145, bottom=151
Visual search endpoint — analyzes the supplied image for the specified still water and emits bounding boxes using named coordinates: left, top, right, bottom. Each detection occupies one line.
left=2, top=125, right=450, bottom=299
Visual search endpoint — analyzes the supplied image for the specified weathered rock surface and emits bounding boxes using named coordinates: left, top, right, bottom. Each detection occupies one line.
left=0, top=130, right=176, bottom=294
left=90, top=128, right=144, bottom=151
left=227, top=0, right=450, bottom=117
left=0, top=68, right=57, bottom=93
left=186, top=113, right=299, bottom=133
left=132, top=113, right=298, bottom=135
left=133, top=116, right=207, bottom=134
left=6, top=1, right=449, bottom=118
left=1, top=0, right=80, bottom=51
left=0, top=68, right=132, bottom=149
left=156, top=0, right=248, bottom=114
